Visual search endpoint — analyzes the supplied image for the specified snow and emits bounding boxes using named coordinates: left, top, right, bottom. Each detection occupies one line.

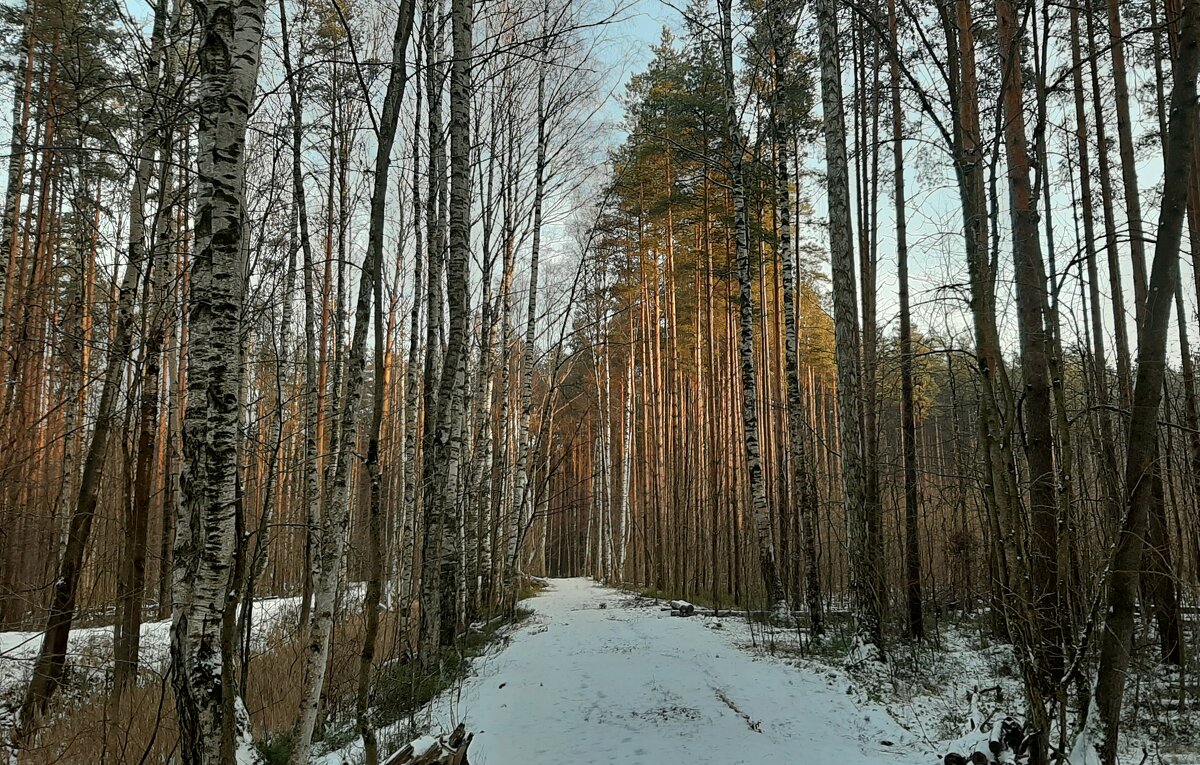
left=409, top=734, right=439, bottom=757
left=1067, top=728, right=1101, bottom=765
left=0, top=593, right=308, bottom=735
left=413, top=578, right=925, bottom=764
left=8, top=578, right=1191, bottom=764
left=1064, top=702, right=1102, bottom=765
left=234, top=696, right=265, bottom=765
left=846, top=635, right=883, bottom=667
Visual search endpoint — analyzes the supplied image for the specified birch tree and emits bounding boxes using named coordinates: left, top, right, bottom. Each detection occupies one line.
left=353, top=9, right=413, bottom=758
left=765, top=0, right=821, bottom=634
left=506, top=1, right=550, bottom=608
left=718, top=0, right=787, bottom=616
left=421, top=0, right=472, bottom=664
left=169, top=0, right=267, bottom=761
left=290, top=2, right=415, bottom=761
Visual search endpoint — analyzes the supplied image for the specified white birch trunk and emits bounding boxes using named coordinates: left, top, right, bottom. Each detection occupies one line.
left=288, top=1, right=414, bottom=759
left=170, top=0, right=266, bottom=761
left=768, top=0, right=823, bottom=636
left=506, top=6, right=549, bottom=605
left=617, top=362, right=633, bottom=581
left=399, top=43, right=425, bottom=612
left=417, top=0, right=447, bottom=668
left=718, top=0, right=787, bottom=615
left=420, top=0, right=472, bottom=666
left=601, top=350, right=615, bottom=581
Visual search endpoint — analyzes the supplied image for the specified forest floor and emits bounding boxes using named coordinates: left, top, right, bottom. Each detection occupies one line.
left=352, top=579, right=1200, bottom=765
left=4, top=580, right=1195, bottom=764
left=380, top=577, right=930, bottom=765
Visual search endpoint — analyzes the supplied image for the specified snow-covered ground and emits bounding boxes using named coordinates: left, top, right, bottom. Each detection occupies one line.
left=408, top=578, right=927, bottom=764
left=10, top=579, right=1191, bottom=764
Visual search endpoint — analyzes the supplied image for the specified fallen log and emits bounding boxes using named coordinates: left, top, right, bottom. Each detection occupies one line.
left=669, top=600, right=695, bottom=616
left=383, top=723, right=474, bottom=765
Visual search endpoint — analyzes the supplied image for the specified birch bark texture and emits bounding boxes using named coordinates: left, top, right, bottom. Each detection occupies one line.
left=718, top=0, right=787, bottom=616
left=506, top=2, right=549, bottom=607
left=170, top=0, right=267, bottom=761
left=276, top=0, right=323, bottom=638
left=421, top=0, right=472, bottom=665
left=290, top=2, right=415, bottom=761
left=767, top=0, right=822, bottom=634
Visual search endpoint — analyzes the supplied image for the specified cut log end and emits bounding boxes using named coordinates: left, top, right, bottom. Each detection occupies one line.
left=669, top=600, right=695, bottom=616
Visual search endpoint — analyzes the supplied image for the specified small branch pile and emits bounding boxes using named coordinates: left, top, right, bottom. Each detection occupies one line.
left=384, top=724, right=474, bottom=765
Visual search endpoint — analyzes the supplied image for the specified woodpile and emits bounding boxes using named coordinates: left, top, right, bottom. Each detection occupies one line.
left=383, top=724, right=474, bottom=765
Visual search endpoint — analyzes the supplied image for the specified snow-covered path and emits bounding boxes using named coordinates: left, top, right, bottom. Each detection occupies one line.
left=430, top=578, right=927, bottom=764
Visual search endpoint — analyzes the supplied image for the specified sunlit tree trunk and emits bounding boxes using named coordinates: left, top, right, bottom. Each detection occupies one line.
left=114, top=99, right=178, bottom=694
left=19, top=0, right=170, bottom=736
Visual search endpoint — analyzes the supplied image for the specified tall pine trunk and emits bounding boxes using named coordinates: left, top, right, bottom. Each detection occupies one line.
left=995, top=3, right=1060, bottom=756
left=18, top=0, right=170, bottom=736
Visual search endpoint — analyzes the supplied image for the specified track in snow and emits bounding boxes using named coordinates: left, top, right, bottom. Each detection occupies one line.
left=429, top=578, right=927, bottom=764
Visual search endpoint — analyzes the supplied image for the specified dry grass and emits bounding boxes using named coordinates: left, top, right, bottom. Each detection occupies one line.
left=16, top=604, right=417, bottom=765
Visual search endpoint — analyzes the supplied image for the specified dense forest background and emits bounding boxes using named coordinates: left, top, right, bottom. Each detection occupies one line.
left=0, top=0, right=1198, bottom=763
